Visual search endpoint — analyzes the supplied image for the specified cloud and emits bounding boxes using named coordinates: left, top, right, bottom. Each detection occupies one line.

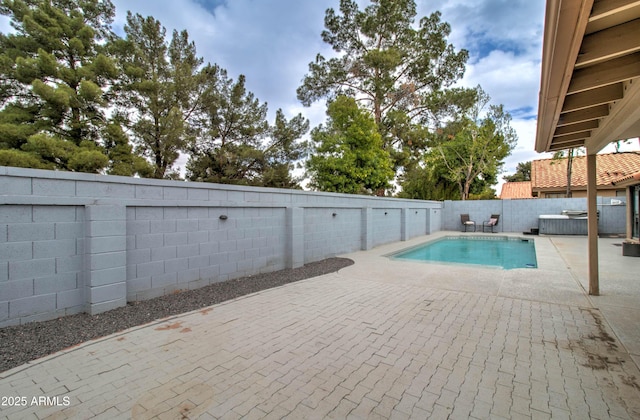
left=10, top=0, right=634, bottom=185
left=419, top=0, right=545, bottom=58
left=462, top=49, right=541, bottom=116
left=111, top=0, right=336, bottom=124
left=413, top=0, right=550, bottom=183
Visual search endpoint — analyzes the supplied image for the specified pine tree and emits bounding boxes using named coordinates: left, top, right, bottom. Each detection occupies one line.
left=114, top=12, right=206, bottom=179
left=0, top=0, right=118, bottom=172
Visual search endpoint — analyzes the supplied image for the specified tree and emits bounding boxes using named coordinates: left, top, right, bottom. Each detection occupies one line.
left=552, top=148, right=584, bottom=198
left=102, top=121, right=153, bottom=177
left=186, top=69, right=270, bottom=185
left=399, top=151, right=498, bottom=200
left=261, top=109, right=309, bottom=189
left=306, top=96, right=394, bottom=194
left=114, top=13, right=206, bottom=179
left=429, top=87, right=517, bottom=200
left=397, top=154, right=459, bottom=200
left=297, top=0, right=472, bottom=175
left=0, top=0, right=119, bottom=172
left=503, top=161, right=531, bottom=182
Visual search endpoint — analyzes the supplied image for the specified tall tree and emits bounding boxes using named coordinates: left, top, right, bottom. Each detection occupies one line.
left=297, top=0, right=472, bottom=174
left=429, top=87, right=517, bottom=200
left=552, top=148, right=583, bottom=198
left=102, top=121, right=153, bottom=177
left=115, top=12, right=205, bottom=179
left=261, top=109, right=309, bottom=189
left=503, top=161, right=531, bottom=182
left=399, top=152, right=498, bottom=200
left=306, top=96, right=394, bottom=194
left=186, top=69, right=270, bottom=185
left=0, top=0, right=118, bottom=172
left=397, top=155, right=459, bottom=200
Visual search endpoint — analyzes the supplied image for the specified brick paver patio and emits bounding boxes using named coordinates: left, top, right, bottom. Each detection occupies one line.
left=1, top=234, right=640, bottom=419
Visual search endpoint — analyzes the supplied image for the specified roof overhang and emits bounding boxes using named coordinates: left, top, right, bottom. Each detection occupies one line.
left=536, top=0, right=640, bottom=154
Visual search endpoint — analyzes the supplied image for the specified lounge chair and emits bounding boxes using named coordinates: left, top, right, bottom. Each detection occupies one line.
left=461, top=214, right=476, bottom=232
left=483, top=214, right=500, bottom=233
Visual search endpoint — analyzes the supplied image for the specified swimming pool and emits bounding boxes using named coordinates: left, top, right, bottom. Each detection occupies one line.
left=390, top=236, right=537, bottom=270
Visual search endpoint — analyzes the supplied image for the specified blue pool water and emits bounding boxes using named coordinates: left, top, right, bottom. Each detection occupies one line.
left=390, top=236, right=537, bottom=270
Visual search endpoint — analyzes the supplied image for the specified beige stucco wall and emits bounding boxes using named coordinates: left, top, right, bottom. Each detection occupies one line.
left=538, top=189, right=625, bottom=198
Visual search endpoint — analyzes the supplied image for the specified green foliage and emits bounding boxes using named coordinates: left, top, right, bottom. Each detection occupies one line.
left=0, top=148, right=50, bottom=169
left=0, top=0, right=118, bottom=172
left=187, top=69, right=279, bottom=186
left=113, top=12, right=206, bottom=179
left=469, top=189, right=497, bottom=200
left=503, top=161, right=531, bottom=182
left=397, top=156, right=459, bottom=201
left=297, top=0, right=472, bottom=181
left=426, top=86, right=517, bottom=200
left=102, top=122, right=154, bottom=177
left=10, top=133, right=107, bottom=172
left=0, top=103, right=44, bottom=149
left=67, top=149, right=109, bottom=173
left=1, top=0, right=117, bottom=144
left=0, top=1, right=330, bottom=188
left=306, top=96, right=394, bottom=194
left=261, top=109, right=309, bottom=189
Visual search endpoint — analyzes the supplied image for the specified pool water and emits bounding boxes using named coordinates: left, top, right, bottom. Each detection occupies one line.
left=390, top=236, right=537, bottom=270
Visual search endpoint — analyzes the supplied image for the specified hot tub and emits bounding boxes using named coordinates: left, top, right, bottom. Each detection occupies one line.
left=538, top=214, right=588, bottom=235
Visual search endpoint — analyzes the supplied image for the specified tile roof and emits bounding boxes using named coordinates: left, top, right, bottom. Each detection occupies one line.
left=531, top=152, right=640, bottom=190
left=611, top=172, right=640, bottom=186
left=499, top=181, right=533, bottom=199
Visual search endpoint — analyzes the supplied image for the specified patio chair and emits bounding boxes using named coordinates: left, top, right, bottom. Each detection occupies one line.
left=461, top=214, right=476, bottom=232
left=483, top=214, right=500, bottom=233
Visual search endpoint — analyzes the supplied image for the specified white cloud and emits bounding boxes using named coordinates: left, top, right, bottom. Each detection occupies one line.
left=109, top=0, right=552, bottom=183
left=111, top=0, right=336, bottom=125
left=462, top=50, right=540, bottom=115
left=13, top=0, right=635, bottom=186
left=416, top=0, right=549, bottom=182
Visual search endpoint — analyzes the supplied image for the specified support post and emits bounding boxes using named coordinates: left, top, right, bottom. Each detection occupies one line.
left=362, top=207, right=373, bottom=250
left=85, top=205, right=127, bottom=314
left=626, top=186, right=633, bottom=239
left=586, top=153, right=599, bottom=295
left=401, top=208, right=408, bottom=241
left=286, top=207, right=304, bottom=269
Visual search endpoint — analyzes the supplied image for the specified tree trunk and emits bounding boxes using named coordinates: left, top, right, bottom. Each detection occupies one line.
left=566, top=148, right=574, bottom=198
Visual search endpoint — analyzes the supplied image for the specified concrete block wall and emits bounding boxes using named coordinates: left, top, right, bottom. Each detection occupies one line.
left=0, top=205, right=85, bottom=325
left=126, top=206, right=287, bottom=302
left=303, top=208, right=362, bottom=262
left=372, top=208, right=402, bottom=247
left=0, top=166, right=441, bottom=326
left=443, top=197, right=627, bottom=234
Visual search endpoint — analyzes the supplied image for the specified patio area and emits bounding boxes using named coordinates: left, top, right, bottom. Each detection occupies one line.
left=1, top=232, right=639, bottom=419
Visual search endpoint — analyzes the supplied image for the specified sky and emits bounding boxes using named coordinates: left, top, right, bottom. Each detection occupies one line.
left=106, top=0, right=549, bottom=184
left=2, top=0, right=639, bottom=191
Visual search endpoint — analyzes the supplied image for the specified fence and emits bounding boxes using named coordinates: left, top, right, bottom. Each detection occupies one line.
left=0, top=166, right=442, bottom=326
left=442, top=197, right=627, bottom=235
left=1, top=166, right=628, bottom=327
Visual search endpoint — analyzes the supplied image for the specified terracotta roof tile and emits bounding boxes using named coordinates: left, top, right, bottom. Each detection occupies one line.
left=611, top=171, right=640, bottom=186
left=531, top=152, right=640, bottom=190
left=500, top=181, right=533, bottom=199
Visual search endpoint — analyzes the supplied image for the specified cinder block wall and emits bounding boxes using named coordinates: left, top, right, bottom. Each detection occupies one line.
left=443, top=198, right=627, bottom=234
left=0, top=166, right=441, bottom=326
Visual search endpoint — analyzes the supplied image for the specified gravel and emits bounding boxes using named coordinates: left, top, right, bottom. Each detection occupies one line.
left=0, top=257, right=353, bottom=373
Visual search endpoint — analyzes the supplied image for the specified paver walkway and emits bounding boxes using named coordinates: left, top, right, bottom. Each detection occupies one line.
left=1, top=234, right=640, bottom=419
